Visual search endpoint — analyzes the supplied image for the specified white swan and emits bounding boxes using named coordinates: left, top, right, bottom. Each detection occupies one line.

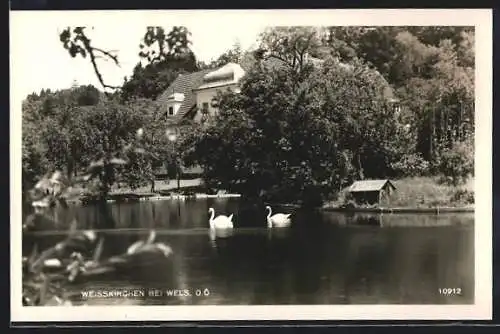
left=127, top=230, right=156, bottom=254
left=131, top=242, right=173, bottom=258
left=126, top=230, right=173, bottom=258
left=208, top=207, right=234, bottom=229
left=266, top=206, right=291, bottom=228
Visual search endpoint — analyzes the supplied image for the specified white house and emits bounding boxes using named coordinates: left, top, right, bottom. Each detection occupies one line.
left=157, top=62, right=246, bottom=126
left=192, top=63, right=245, bottom=122
left=154, top=62, right=246, bottom=178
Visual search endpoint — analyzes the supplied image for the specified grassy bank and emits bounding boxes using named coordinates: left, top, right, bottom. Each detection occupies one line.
left=324, top=176, right=474, bottom=210
left=67, top=176, right=474, bottom=211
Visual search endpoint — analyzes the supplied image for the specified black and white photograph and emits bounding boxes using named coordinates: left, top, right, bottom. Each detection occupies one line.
left=11, top=9, right=492, bottom=321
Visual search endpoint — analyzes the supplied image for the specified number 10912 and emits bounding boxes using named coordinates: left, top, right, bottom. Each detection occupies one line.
left=439, top=288, right=462, bottom=295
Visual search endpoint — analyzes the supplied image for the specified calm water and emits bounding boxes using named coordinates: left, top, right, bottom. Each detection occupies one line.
left=23, top=198, right=474, bottom=305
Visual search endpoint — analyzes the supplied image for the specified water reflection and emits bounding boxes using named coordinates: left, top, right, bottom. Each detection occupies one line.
left=23, top=198, right=474, bottom=305
left=209, top=227, right=234, bottom=246
left=267, top=227, right=291, bottom=241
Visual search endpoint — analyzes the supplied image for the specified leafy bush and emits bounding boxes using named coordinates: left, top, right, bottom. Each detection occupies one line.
left=341, top=198, right=357, bottom=209
left=438, top=139, right=474, bottom=186
left=390, top=153, right=430, bottom=177
left=300, top=185, right=326, bottom=208
left=449, top=189, right=474, bottom=204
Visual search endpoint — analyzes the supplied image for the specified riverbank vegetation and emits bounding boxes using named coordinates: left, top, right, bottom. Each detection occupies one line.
left=182, top=27, right=474, bottom=207
left=22, top=26, right=474, bottom=209
left=21, top=24, right=475, bottom=306
left=325, top=176, right=474, bottom=209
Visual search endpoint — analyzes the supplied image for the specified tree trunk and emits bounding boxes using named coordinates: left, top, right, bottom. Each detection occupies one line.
left=430, top=108, right=434, bottom=160
left=356, top=152, right=364, bottom=180
left=68, top=165, right=74, bottom=182
left=98, top=169, right=110, bottom=201
left=150, top=161, right=155, bottom=193
left=458, top=102, right=463, bottom=141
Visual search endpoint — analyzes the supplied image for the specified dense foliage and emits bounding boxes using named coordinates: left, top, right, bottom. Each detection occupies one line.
left=180, top=27, right=474, bottom=205
left=182, top=56, right=408, bottom=205
left=323, top=26, right=474, bottom=168
left=22, top=88, right=167, bottom=197
left=20, top=24, right=477, bottom=308
left=121, top=26, right=199, bottom=101
left=23, top=25, right=475, bottom=206
left=197, top=42, right=244, bottom=70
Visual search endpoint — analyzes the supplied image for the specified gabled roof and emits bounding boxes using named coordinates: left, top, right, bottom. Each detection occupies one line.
left=348, top=179, right=396, bottom=193
left=156, top=68, right=213, bottom=121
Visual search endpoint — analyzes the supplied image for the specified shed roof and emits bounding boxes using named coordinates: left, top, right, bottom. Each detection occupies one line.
left=348, top=179, right=396, bottom=193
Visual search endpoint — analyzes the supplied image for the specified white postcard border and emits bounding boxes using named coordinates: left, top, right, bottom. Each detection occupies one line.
left=10, top=9, right=493, bottom=322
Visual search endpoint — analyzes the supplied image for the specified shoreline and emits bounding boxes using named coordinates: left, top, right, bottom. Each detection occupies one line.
left=66, top=192, right=474, bottom=214
left=321, top=206, right=474, bottom=214
left=40, top=176, right=474, bottom=215
left=68, top=193, right=242, bottom=205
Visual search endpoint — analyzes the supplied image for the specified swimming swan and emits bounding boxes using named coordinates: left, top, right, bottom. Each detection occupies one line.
left=129, top=242, right=173, bottom=258
left=266, top=206, right=291, bottom=227
left=127, top=230, right=157, bottom=254
left=208, top=207, right=234, bottom=229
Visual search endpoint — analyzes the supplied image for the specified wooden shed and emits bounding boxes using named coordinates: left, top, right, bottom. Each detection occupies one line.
left=347, top=179, right=396, bottom=206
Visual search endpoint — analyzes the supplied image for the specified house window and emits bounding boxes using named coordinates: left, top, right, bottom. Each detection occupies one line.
left=200, top=103, right=209, bottom=124
left=168, top=106, right=174, bottom=116
left=202, top=102, right=209, bottom=113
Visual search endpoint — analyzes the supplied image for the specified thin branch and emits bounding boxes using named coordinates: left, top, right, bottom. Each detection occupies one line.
left=87, top=48, right=121, bottom=91
left=65, top=28, right=121, bottom=91
left=93, top=48, right=120, bottom=67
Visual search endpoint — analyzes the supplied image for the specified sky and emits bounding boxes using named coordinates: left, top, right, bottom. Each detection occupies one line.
left=11, top=9, right=487, bottom=99
left=11, top=12, right=269, bottom=98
